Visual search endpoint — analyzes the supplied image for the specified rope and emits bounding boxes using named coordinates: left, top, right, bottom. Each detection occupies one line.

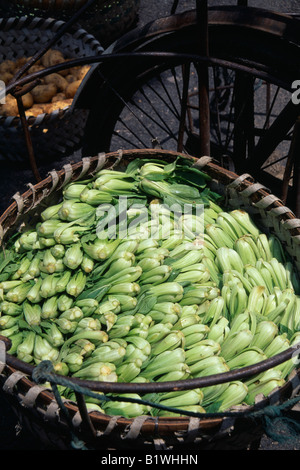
left=31, top=360, right=300, bottom=448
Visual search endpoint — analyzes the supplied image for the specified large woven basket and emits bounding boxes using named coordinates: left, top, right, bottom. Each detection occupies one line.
left=1, top=148, right=300, bottom=451
left=0, top=0, right=140, bottom=47
left=0, top=15, right=103, bottom=163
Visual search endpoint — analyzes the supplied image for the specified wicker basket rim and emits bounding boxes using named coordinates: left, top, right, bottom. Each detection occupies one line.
left=1, top=148, right=300, bottom=436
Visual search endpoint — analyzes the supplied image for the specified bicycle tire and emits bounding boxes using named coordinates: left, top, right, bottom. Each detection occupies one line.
left=77, top=5, right=300, bottom=204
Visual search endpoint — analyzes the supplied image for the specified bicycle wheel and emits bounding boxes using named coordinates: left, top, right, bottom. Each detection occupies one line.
left=77, top=5, right=300, bottom=210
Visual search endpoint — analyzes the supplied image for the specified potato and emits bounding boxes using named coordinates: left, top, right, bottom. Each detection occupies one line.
left=25, top=105, right=45, bottom=117
left=43, top=99, right=72, bottom=114
left=31, top=83, right=57, bottom=103
left=65, top=80, right=81, bottom=99
left=0, top=95, right=18, bottom=116
left=41, top=49, right=65, bottom=68
left=65, top=74, right=76, bottom=84
left=44, top=73, right=68, bottom=92
left=27, top=64, right=44, bottom=75
left=0, top=72, right=13, bottom=85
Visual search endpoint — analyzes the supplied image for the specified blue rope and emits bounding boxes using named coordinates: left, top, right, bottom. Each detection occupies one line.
left=32, top=360, right=300, bottom=448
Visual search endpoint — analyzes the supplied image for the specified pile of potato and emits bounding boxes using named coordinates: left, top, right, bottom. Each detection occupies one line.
left=0, top=49, right=90, bottom=117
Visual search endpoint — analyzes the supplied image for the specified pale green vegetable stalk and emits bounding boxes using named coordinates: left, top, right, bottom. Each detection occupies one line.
left=150, top=331, right=185, bottom=356
left=148, top=282, right=184, bottom=303
left=141, top=348, right=186, bottom=379
left=40, top=202, right=63, bottom=221
left=81, top=254, right=94, bottom=273
left=82, top=238, right=120, bottom=261
left=246, top=286, right=267, bottom=315
left=146, top=322, right=172, bottom=344
left=54, top=317, right=77, bottom=334
left=96, top=298, right=120, bottom=315
left=215, top=247, right=244, bottom=274
left=41, top=249, right=60, bottom=274
left=226, top=347, right=267, bottom=370
left=156, top=370, right=190, bottom=382
left=58, top=200, right=95, bottom=222
left=5, top=282, right=32, bottom=304
left=117, top=358, right=143, bottom=382
left=229, top=210, right=260, bottom=237
left=60, top=306, right=84, bottom=322
left=157, top=405, right=206, bottom=417
left=63, top=183, right=87, bottom=200
left=61, top=352, right=84, bottom=373
left=216, top=212, right=245, bottom=240
left=185, top=339, right=221, bottom=365
left=57, top=294, right=74, bottom=312
left=234, top=237, right=257, bottom=266
left=73, top=362, right=118, bottom=382
left=38, top=219, right=64, bottom=238
left=182, top=325, right=210, bottom=348
left=103, top=254, right=135, bottom=279
left=40, top=274, right=59, bottom=298
left=74, top=316, right=100, bottom=333
left=107, top=294, right=137, bottom=312
left=189, top=354, right=228, bottom=376
left=0, top=314, right=20, bottom=329
left=180, top=286, right=219, bottom=306
left=107, top=282, right=140, bottom=296
left=200, top=296, right=225, bottom=327
left=74, top=298, right=99, bottom=317
left=51, top=244, right=65, bottom=259
left=33, top=336, right=59, bottom=363
left=190, top=356, right=230, bottom=406
left=264, top=333, right=290, bottom=358
left=245, top=376, right=285, bottom=405
left=54, top=271, right=71, bottom=294
left=140, top=265, right=172, bottom=285
left=154, top=389, right=204, bottom=410
left=220, top=329, right=254, bottom=362
left=172, top=314, right=200, bottom=331
left=205, top=224, right=234, bottom=249
left=85, top=345, right=126, bottom=365
left=102, top=394, right=150, bottom=418
left=16, top=331, right=36, bottom=362
left=0, top=301, right=23, bottom=316
left=79, top=187, right=113, bottom=205
left=66, top=272, right=87, bottom=297
left=250, top=320, right=279, bottom=351
left=174, top=268, right=210, bottom=285
left=207, top=316, right=230, bottom=344
left=228, top=282, right=248, bottom=319
left=11, top=257, right=31, bottom=280
left=207, top=381, right=248, bottom=412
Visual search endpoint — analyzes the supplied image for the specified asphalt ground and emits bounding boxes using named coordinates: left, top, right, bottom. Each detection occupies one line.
left=1, top=0, right=300, bottom=452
